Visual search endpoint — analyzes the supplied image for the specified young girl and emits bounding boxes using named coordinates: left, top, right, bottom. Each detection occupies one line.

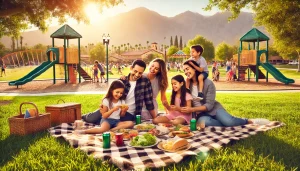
left=153, top=75, right=193, bottom=125
left=93, top=64, right=99, bottom=82
left=75, top=80, right=128, bottom=134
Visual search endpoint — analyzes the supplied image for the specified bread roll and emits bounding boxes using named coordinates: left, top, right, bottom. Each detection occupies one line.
left=171, top=139, right=189, bottom=151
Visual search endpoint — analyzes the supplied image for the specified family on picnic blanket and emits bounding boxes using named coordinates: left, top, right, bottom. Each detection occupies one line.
left=79, top=44, right=269, bottom=134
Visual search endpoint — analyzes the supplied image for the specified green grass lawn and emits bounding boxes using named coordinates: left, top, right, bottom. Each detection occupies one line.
left=1, top=64, right=299, bottom=82
left=1, top=93, right=299, bottom=170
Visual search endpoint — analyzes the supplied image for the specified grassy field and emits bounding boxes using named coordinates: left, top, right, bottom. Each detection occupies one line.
left=0, top=93, right=300, bottom=170
left=1, top=64, right=299, bottom=82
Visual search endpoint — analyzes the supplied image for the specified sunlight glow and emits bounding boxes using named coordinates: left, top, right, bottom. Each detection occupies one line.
left=84, top=3, right=102, bottom=23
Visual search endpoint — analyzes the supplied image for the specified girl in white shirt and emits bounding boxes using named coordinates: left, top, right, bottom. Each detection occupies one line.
left=76, top=80, right=128, bottom=134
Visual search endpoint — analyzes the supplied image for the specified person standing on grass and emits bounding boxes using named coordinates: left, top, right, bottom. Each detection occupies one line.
left=1, top=64, right=6, bottom=77
left=75, top=80, right=128, bottom=134
left=93, top=64, right=99, bottom=82
left=95, top=60, right=107, bottom=83
left=186, top=44, right=209, bottom=100
left=82, top=59, right=156, bottom=129
left=181, top=60, right=270, bottom=127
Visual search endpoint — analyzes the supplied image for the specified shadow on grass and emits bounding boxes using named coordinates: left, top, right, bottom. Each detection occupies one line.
left=0, top=131, right=47, bottom=167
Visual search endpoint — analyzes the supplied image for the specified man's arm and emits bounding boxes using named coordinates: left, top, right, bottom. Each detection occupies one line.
left=144, top=78, right=155, bottom=117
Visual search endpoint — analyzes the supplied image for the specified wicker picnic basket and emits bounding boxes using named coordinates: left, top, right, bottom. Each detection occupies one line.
left=45, top=99, right=81, bottom=126
left=8, top=102, right=51, bottom=135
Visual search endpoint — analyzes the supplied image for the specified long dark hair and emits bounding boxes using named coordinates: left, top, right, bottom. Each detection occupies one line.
left=183, top=60, right=201, bottom=85
left=150, top=58, right=168, bottom=92
left=170, top=75, right=188, bottom=107
left=103, top=80, right=125, bottom=109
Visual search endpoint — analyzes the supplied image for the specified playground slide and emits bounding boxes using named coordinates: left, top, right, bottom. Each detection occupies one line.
left=8, top=60, right=58, bottom=86
left=260, top=62, right=295, bottom=84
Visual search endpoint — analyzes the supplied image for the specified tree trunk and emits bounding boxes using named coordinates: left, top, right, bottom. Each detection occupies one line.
left=297, top=51, right=300, bottom=72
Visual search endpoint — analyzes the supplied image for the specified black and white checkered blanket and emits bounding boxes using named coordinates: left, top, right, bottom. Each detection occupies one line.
left=48, top=121, right=284, bottom=170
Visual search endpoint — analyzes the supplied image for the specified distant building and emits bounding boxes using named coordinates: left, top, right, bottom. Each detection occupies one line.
left=151, top=42, right=158, bottom=50
left=268, top=56, right=289, bottom=64
left=120, top=49, right=163, bottom=62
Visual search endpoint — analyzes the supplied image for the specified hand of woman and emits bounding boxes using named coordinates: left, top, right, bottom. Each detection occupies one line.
left=99, top=104, right=105, bottom=114
left=119, top=75, right=126, bottom=80
left=181, top=107, right=193, bottom=114
left=120, top=105, right=129, bottom=113
left=162, top=100, right=170, bottom=110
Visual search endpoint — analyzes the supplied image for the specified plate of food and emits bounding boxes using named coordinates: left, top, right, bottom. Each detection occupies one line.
left=128, top=133, right=160, bottom=148
left=157, top=138, right=191, bottom=152
left=168, top=125, right=194, bottom=138
left=114, top=129, right=139, bottom=140
left=148, top=126, right=169, bottom=136
left=158, top=123, right=174, bottom=128
left=134, top=123, right=156, bottom=131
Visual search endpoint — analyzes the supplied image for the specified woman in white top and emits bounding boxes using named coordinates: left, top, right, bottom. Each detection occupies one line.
left=141, top=58, right=169, bottom=120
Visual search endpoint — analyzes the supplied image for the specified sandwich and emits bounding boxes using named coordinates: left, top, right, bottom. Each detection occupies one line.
left=169, top=126, right=192, bottom=138
left=162, top=138, right=189, bottom=152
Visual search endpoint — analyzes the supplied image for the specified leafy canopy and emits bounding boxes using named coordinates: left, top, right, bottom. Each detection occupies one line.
left=183, top=35, right=215, bottom=61
left=0, top=0, right=123, bottom=38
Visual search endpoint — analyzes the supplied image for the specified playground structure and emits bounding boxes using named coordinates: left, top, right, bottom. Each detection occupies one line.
left=7, top=24, right=93, bottom=87
left=0, top=49, right=47, bottom=67
left=233, top=28, right=294, bottom=84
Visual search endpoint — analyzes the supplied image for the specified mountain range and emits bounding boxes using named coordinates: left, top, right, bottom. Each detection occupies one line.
left=0, top=7, right=269, bottom=49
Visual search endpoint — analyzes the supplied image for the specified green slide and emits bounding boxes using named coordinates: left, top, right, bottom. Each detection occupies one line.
left=9, top=48, right=59, bottom=86
left=260, top=62, right=295, bottom=84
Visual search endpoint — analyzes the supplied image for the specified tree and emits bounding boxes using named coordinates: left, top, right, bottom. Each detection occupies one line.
left=11, top=37, right=15, bottom=51
left=146, top=41, right=149, bottom=49
left=20, top=36, right=23, bottom=50
left=0, top=42, right=6, bottom=57
left=215, top=42, right=234, bottom=61
left=179, top=36, right=183, bottom=50
left=167, top=46, right=179, bottom=56
left=205, top=0, right=300, bottom=71
left=0, top=0, right=123, bottom=38
left=174, top=35, right=178, bottom=48
left=170, top=36, right=173, bottom=47
left=89, top=43, right=105, bottom=62
left=183, top=35, right=215, bottom=61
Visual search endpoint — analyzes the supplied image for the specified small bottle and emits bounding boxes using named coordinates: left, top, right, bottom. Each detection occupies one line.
left=136, top=115, right=141, bottom=125
left=190, top=118, right=197, bottom=131
left=102, top=132, right=111, bottom=149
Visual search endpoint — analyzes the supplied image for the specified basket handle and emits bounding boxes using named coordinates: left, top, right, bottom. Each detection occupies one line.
left=19, top=102, right=39, bottom=117
left=57, top=99, right=65, bottom=104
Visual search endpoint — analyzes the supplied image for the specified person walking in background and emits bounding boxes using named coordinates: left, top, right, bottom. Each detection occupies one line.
left=232, top=62, right=237, bottom=81
left=93, top=64, right=99, bottom=82
left=1, top=64, right=6, bottom=77
left=95, top=60, right=107, bottom=83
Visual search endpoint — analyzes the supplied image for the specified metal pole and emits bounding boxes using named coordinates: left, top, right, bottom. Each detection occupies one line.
left=78, top=38, right=81, bottom=83
left=106, top=43, right=109, bottom=83
left=266, top=40, right=269, bottom=82
left=52, top=38, right=56, bottom=84
left=64, top=39, right=67, bottom=83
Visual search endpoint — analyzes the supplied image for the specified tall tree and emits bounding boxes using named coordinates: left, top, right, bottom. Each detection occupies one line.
left=0, top=0, right=123, bottom=38
left=11, top=37, right=15, bottom=52
left=170, top=36, right=173, bottom=47
left=183, top=35, right=215, bottom=61
left=89, top=43, right=105, bottom=62
left=146, top=41, right=149, bottom=49
left=20, top=36, right=23, bottom=50
left=215, top=42, right=234, bottom=61
left=174, top=35, right=178, bottom=48
left=179, top=36, right=183, bottom=50
left=167, top=46, right=179, bottom=56
left=206, top=0, right=300, bottom=71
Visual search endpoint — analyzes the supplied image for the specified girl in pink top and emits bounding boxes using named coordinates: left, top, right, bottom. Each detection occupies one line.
left=153, top=75, right=193, bottom=125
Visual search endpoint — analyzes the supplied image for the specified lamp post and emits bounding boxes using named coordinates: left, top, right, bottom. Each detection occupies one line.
left=102, top=34, right=110, bottom=83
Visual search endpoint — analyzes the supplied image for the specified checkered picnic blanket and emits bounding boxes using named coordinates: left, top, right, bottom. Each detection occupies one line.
left=48, top=121, right=284, bottom=170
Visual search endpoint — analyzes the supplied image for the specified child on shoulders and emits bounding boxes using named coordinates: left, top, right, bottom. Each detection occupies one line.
left=153, top=75, right=193, bottom=125
left=186, top=44, right=209, bottom=100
